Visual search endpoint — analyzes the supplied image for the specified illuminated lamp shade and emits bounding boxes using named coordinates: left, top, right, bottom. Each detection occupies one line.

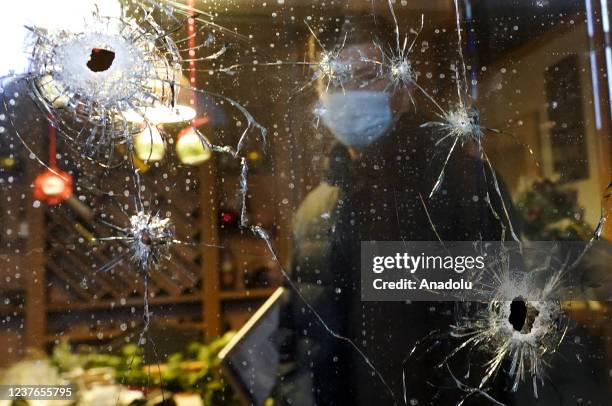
left=37, top=74, right=70, bottom=109
left=122, top=105, right=196, bottom=125
left=33, top=168, right=73, bottom=205
left=176, top=127, right=212, bottom=166
left=122, top=72, right=196, bottom=125
left=134, top=125, right=165, bottom=162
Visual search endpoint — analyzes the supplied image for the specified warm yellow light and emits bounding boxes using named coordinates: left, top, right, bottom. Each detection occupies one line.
left=37, top=74, right=70, bottom=109
left=134, top=125, right=165, bottom=162
left=176, top=128, right=212, bottom=165
left=0, top=157, right=15, bottom=168
left=41, top=175, right=67, bottom=196
left=122, top=105, right=196, bottom=125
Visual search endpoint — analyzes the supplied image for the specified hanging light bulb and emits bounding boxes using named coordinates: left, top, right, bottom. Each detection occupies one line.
left=176, top=127, right=212, bottom=165
left=174, top=5, right=212, bottom=167
left=134, top=125, right=166, bottom=162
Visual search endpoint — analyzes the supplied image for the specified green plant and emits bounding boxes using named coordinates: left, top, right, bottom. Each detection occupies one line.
left=161, top=332, right=239, bottom=405
left=51, top=332, right=240, bottom=405
left=516, top=179, right=593, bottom=241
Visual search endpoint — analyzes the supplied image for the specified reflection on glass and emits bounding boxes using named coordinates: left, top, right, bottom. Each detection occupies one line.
left=0, top=1, right=609, bottom=405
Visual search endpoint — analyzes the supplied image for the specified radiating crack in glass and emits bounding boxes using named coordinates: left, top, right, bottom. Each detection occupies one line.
left=401, top=245, right=569, bottom=405
left=304, top=22, right=352, bottom=93
left=219, top=9, right=431, bottom=113
left=163, top=13, right=444, bottom=401
left=95, top=204, right=178, bottom=272
left=363, top=1, right=445, bottom=112
left=449, top=248, right=569, bottom=399
left=0, top=0, right=270, bottom=401
left=94, top=188, right=176, bottom=403
left=216, top=19, right=353, bottom=99
left=358, top=1, right=446, bottom=114
left=226, top=20, right=353, bottom=104
left=87, top=169, right=226, bottom=403
left=404, top=4, right=612, bottom=396
left=2, top=0, right=267, bottom=225
left=444, top=363, right=509, bottom=406
left=2, top=0, right=269, bottom=271
left=420, top=0, right=522, bottom=243
left=383, top=0, right=419, bottom=90
left=24, top=7, right=181, bottom=167
left=402, top=183, right=612, bottom=404
left=569, top=180, right=612, bottom=268
left=252, top=225, right=399, bottom=405
left=86, top=171, right=186, bottom=402
left=0, top=1, right=607, bottom=405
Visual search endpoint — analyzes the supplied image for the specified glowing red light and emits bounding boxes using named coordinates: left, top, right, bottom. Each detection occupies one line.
left=222, top=212, right=235, bottom=223
left=33, top=168, right=73, bottom=205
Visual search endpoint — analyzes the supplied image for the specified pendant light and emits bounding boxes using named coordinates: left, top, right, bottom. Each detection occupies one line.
left=33, top=121, right=73, bottom=205
left=134, top=125, right=166, bottom=162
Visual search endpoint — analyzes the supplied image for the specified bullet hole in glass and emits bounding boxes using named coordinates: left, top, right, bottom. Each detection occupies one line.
left=87, top=48, right=115, bottom=72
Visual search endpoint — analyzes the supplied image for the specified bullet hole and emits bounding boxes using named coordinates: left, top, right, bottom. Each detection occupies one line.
left=509, top=298, right=527, bottom=331
left=87, top=48, right=115, bottom=72
left=140, top=230, right=152, bottom=246
left=509, top=297, right=539, bottom=333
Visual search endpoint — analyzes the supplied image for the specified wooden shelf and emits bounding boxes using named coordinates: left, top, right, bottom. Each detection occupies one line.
left=46, top=328, right=125, bottom=343
left=219, top=288, right=276, bottom=301
left=0, top=305, right=24, bottom=317
left=47, top=295, right=202, bottom=312
left=17, top=106, right=292, bottom=351
left=46, top=321, right=206, bottom=343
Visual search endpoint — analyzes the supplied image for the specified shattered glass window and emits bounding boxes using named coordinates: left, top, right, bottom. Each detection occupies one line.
left=0, top=0, right=610, bottom=405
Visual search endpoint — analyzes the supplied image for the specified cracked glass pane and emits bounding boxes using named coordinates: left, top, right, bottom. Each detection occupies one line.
left=0, top=0, right=610, bottom=405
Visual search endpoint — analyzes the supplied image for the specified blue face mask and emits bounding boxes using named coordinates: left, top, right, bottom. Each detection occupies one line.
left=318, top=90, right=393, bottom=148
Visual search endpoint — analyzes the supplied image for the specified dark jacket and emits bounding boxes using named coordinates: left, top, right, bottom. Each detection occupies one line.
left=273, top=114, right=518, bottom=405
